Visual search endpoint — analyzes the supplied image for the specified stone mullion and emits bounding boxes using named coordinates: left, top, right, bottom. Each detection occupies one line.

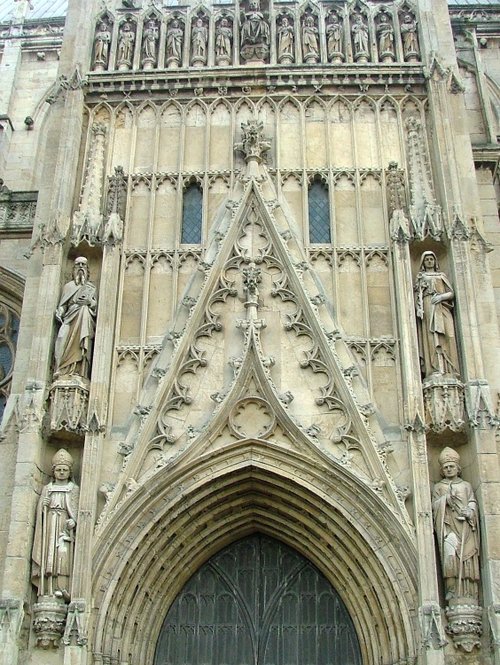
left=66, top=245, right=121, bottom=658
left=392, top=239, right=445, bottom=663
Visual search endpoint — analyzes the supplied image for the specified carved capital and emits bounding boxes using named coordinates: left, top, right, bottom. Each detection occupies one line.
left=33, top=597, right=68, bottom=649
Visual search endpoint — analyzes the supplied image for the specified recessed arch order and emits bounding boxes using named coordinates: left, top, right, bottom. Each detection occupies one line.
left=91, top=441, right=418, bottom=665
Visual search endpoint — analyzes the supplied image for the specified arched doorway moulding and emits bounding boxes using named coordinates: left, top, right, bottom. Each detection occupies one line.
left=92, top=440, right=418, bottom=665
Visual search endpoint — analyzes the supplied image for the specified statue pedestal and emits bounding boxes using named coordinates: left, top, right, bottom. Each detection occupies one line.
left=446, top=603, right=482, bottom=652
left=422, top=374, right=465, bottom=432
left=240, top=43, right=269, bottom=64
left=49, top=375, right=90, bottom=433
left=33, top=597, right=68, bottom=649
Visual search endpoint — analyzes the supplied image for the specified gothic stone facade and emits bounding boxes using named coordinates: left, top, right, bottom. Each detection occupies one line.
left=0, top=0, right=500, bottom=664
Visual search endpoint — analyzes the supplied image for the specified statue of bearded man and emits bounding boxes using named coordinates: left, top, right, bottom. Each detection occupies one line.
left=54, top=257, right=97, bottom=380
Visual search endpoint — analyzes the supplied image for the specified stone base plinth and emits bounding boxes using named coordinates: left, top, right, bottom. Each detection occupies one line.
left=49, top=375, right=89, bottom=433
left=422, top=374, right=465, bottom=432
left=33, top=597, right=68, bottom=649
left=446, top=603, right=482, bottom=652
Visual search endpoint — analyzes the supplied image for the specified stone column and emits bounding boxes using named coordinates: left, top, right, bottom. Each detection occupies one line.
left=0, top=1, right=101, bottom=663
left=419, top=1, right=500, bottom=658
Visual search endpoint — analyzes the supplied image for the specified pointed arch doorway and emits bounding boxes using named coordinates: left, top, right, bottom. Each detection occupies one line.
left=154, top=534, right=362, bottom=665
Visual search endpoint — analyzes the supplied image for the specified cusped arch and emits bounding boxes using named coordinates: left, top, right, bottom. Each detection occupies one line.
left=92, top=442, right=418, bottom=665
left=277, top=95, right=302, bottom=114
left=88, top=102, right=113, bottom=125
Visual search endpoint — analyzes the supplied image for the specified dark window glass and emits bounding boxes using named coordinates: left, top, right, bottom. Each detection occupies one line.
left=308, top=179, right=331, bottom=244
left=181, top=184, right=202, bottom=244
left=0, top=303, right=20, bottom=423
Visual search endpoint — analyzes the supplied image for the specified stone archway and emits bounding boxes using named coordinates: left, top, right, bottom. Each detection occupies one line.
left=154, top=533, right=361, bottom=665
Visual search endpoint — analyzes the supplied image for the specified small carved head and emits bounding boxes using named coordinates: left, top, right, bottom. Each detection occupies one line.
left=73, top=256, right=89, bottom=283
left=438, top=446, right=462, bottom=478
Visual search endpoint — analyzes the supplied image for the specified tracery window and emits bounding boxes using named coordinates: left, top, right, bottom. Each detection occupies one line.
left=308, top=177, right=331, bottom=244
left=181, top=182, right=203, bottom=244
left=0, top=302, right=20, bottom=422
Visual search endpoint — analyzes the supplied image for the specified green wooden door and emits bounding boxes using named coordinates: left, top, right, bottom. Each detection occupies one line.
left=154, top=534, right=362, bottom=665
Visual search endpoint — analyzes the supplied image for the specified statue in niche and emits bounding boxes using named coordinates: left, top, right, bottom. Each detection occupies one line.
left=215, top=18, right=232, bottom=63
left=326, top=12, right=343, bottom=62
left=277, top=16, right=294, bottom=63
left=191, top=17, right=208, bottom=65
left=167, top=19, right=184, bottom=66
left=93, top=21, right=111, bottom=70
left=32, top=449, right=79, bottom=602
left=142, top=19, right=159, bottom=68
left=117, top=21, right=135, bottom=69
left=376, top=12, right=394, bottom=62
left=301, top=15, right=319, bottom=62
left=414, top=251, right=459, bottom=378
left=54, top=257, right=97, bottom=380
left=400, top=13, right=419, bottom=61
left=432, top=447, right=480, bottom=604
left=240, top=0, right=270, bottom=61
left=351, top=13, right=369, bottom=62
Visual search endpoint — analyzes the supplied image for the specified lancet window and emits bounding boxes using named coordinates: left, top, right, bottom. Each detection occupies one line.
left=308, top=177, right=331, bottom=244
left=181, top=182, right=203, bottom=244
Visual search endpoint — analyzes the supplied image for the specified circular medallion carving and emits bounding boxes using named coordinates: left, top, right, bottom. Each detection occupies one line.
left=228, top=397, right=275, bottom=440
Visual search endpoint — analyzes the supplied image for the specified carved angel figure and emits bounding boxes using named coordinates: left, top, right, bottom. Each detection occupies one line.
left=376, top=12, right=394, bottom=59
left=432, top=447, right=480, bottom=603
left=414, top=251, right=459, bottom=378
left=215, top=18, right=232, bottom=60
left=167, top=19, right=184, bottom=63
left=240, top=0, right=270, bottom=47
left=277, top=17, right=294, bottom=61
left=351, top=13, right=369, bottom=59
left=117, top=21, right=135, bottom=68
left=301, top=15, right=319, bottom=60
left=32, top=449, right=79, bottom=602
left=401, top=13, right=419, bottom=60
left=93, top=22, right=111, bottom=69
left=191, top=17, right=208, bottom=62
left=326, top=13, right=343, bottom=60
left=142, top=19, right=159, bottom=65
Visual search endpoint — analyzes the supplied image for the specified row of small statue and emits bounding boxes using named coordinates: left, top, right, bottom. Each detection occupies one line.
left=92, top=6, right=419, bottom=70
left=32, top=445, right=480, bottom=619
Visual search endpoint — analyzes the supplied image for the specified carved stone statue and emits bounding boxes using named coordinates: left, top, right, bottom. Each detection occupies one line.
left=93, top=21, right=111, bottom=71
left=326, top=12, right=343, bottom=63
left=215, top=18, right=232, bottom=65
left=414, top=251, right=459, bottom=378
left=167, top=19, right=184, bottom=67
left=376, top=12, right=394, bottom=62
left=401, top=13, right=419, bottom=62
left=191, top=17, right=208, bottom=66
left=54, top=257, right=97, bottom=380
left=32, top=449, right=79, bottom=601
left=432, top=447, right=482, bottom=652
left=240, top=0, right=270, bottom=63
left=351, top=13, right=369, bottom=62
left=235, top=119, right=271, bottom=164
left=117, top=21, right=135, bottom=70
left=142, top=19, right=158, bottom=69
left=301, top=15, right=319, bottom=63
left=277, top=16, right=294, bottom=64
